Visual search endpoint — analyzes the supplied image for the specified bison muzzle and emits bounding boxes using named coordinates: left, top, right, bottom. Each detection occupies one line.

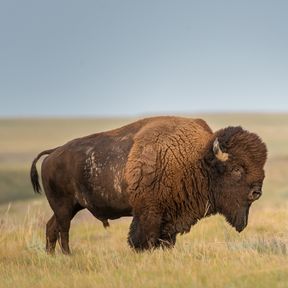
left=30, top=116, right=267, bottom=254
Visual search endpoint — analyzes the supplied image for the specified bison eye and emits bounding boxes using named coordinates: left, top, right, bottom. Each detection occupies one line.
left=231, top=166, right=244, bottom=181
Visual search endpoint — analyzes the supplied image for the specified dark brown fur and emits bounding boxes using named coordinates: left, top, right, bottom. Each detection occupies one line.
left=30, top=116, right=267, bottom=254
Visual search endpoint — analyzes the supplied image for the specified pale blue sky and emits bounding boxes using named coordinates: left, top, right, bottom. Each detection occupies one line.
left=0, top=0, right=288, bottom=117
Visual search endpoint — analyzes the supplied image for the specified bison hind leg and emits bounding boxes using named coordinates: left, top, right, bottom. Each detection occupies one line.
left=46, top=203, right=83, bottom=255
left=56, top=203, right=83, bottom=255
left=46, top=214, right=59, bottom=254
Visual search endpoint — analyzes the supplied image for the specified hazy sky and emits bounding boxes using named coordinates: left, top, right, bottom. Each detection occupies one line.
left=1, top=0, right=288, bottom=117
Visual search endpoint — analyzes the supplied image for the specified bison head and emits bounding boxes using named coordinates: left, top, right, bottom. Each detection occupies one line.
left=207, top=126, right=267, bottom=232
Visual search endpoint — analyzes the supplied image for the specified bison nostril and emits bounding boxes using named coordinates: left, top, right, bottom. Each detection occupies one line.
left=248, top=188, right=262, bottom=201
left=252, top=190, right=262, bottom=200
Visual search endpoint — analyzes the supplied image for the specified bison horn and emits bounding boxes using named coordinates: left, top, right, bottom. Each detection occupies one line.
left=213, top=138, right=229, bottom=161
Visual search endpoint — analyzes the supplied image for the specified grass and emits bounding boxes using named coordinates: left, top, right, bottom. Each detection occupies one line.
left=0, top=200, right=287, bottom=288
left=0, top=114, right=288, bottom=287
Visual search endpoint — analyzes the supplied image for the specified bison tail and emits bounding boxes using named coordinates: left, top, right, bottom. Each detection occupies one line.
left=30, top=148, right=58, bottom=194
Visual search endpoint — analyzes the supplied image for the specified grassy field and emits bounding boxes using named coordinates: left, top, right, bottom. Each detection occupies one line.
left=0, top=114, right=288, bottom=288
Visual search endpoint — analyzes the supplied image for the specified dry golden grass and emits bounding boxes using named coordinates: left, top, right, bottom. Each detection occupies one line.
left=0, top=200, right=287, bottom=288
left=0, top=114, right=288, bottom=288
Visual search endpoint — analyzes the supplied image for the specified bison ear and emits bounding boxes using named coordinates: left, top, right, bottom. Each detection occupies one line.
left=213, top=138, right=229, bottom=162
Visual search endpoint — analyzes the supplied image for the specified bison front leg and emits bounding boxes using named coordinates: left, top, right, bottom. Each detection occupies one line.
left=128, top=206, right=162, bottom=251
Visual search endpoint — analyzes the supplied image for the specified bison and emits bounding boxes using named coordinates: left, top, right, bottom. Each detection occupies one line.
left=30, top=116, right=267, bottom=254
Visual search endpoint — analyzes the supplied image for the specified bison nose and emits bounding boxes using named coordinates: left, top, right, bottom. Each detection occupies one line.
left=248, top=188, right=262, bottom=201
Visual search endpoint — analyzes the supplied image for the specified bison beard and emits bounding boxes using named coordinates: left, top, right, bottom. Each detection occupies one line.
left=30, top=116, right=267, bottom=254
